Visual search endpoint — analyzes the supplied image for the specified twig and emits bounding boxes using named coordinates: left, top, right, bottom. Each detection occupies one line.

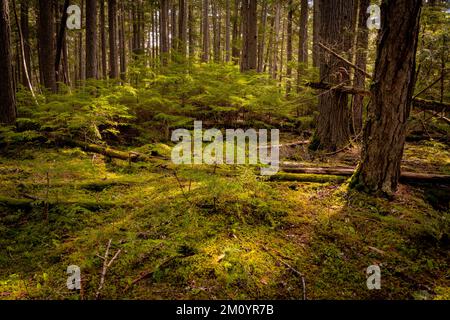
left=260, top=245, right=307, bottom=300
left=95, top=240, right=121, bottom=299
left=317, top=42, right=373, bottom=79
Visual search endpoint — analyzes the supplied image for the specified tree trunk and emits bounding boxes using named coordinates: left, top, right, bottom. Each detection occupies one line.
left=119, top=1, right=126, bottom=81
left=352, top=0, right=370, bottom=135
left=100, top=0, right=107, bottom=79
left=225, top=0, right=231, bottom=62
left=312, top=0, right=320, bottom=68
left=188, top=1, right=195, bottom=59
left=231, top=0, right=240, bottom=63
left=160, top=0, right=169, bottom=65
left=201, top=0, right=209, bottom=62
left=297, top=0, right=308, bottom=91
left=351, top=0, right=423, bottom=195
left=38, top=0, right=56, bottom=92
left=0, top=0, right=16, bottom=124
left=257, top=0, right=268, bottom=72
left=271, top=2, right=281, bottom=79
left=240, top=0, right=257, bottom=72
left=108, top=0, right=118, bottom=79
left=86, top=0, right=98, bottom=79
left=178, top=0, right=187, bottom=59
left=313, top=0, right=356, bottom=152
left=20, top=0, right=30, bottom=88
left=286, top=0, right=294, bottom=95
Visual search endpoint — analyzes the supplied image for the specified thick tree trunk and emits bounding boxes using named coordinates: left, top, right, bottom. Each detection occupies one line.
left=38, top=0, right=56, bottom=92
left=352, top=0, right=370, bottom=134
left=240, top=0, right=257, bottom=72
left=108, top=0, right=118, bottom=78
left=351, top=0, right=423, bottom=195
left=86, top=0, right=98, bottom=79
left=0, top=0, right=16, bottom=124
left=313, top=0, right=356, bottom=152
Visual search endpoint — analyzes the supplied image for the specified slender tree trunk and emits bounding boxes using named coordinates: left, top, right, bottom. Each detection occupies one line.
left=100, top=0, right=107, bottom=79
left=0, top=0, right=16, bottom=124
left=352, top=0, right=370, bottom=134
left=286, top=0, right=294, bottom=95
left=108, top=0, right=118, bottom=78
left=351, top=0, right=423, bottom=195
left=257, top=0, right=268, bottom=72
left=225, top=0, right=231, bottom=62
left=171, top=0, right=177, bottom=52
left=119, top=1, right=126, bottom=81
left=160, top=0, right=169, bottom=65
left=297, top=0, right=308, bottom=91
left=201, top=0, right=209, bottom=62
left=313, top=0, right=356, bottom=151
left=240, top=0, right=257, bottom=72
left=178, top=0, right=187, bottom=59
left=312, top=0, right=320, bottom=68
left=20, top=0, right=30, bottom=88
left=86, top=0, right=98, bottom=79
left=231, top=0, right=240, bottom=63
left=271, top=2, right=281, bottom=79
left=188, top=1, right=195, bottom=59
left=38, top=0, right=56, bottom=92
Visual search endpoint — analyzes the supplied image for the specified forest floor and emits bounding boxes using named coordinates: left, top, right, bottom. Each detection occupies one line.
left=0, top=138, right=449, bottom=300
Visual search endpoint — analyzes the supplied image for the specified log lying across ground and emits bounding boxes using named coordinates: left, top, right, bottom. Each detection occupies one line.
left=279, top=163, right=450, bottom=184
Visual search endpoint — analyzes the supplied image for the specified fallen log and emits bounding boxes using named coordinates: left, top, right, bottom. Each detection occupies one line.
left=0, top=196, right=120, bottom=211
left=279, top=165, right=450, bottom=184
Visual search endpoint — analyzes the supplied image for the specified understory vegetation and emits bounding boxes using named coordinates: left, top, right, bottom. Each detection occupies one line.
left=1, top=63, right=449, bottom=300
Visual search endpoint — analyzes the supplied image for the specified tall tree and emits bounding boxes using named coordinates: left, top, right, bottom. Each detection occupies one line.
left=108, top=0, right=118, bottom=78
left=352, top=0, right=370, bottom=134
left=225, top=0, right=231, bottom=62
left=286, top=0, right=294, bottom=94
left=0, top=0, right=16, bottom=124
left=312, top=0, right=320, bottom=68
left=38, top=0, right=57, bottom=92
left=297, top=0, right=308, bottom=91
left=240, top=0, right=257, bottom=71
left=86, top=0, right=98, bottom=79
left=313, top=0, right=356, bottom=151
left=100, top=0, right=107, bottom=79
left=178, top=0, right=187, bottom=58
left=160, top=0, right=169, bottom=65
left=257, top=0, right=268, bottom=72
left=20, top=0, right=30, bottom=88
left=351, top=0, right=423, bottom=195
left=201, top=0, right=209, bottom=62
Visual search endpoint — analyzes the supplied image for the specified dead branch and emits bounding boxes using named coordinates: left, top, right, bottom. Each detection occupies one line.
left=95, top=240, right=122, bottom=299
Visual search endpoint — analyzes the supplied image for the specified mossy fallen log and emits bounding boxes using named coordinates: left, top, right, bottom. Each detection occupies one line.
left=269, top=173, right=347, bottom=183
left=278, top=165, right=450, bottom=184
left=0, top=196, right=119, bottom=211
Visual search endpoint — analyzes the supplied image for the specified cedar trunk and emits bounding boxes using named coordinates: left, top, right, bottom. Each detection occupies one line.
left=352, top=0, right=423, bottom=195
left=86, top=0, right=98, bottom=79
left=313, top=0, right=355, bottom=151
left=38, top=0, right=56, bottom=92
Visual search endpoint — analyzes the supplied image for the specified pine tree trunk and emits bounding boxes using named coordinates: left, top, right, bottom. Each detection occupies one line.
left=271, top=2, right=281, bottom=79
left=351, top=0, right=423, bottom=195
left=225, top=0, right=231, bottom=62
left=313, top=0, right=355, bottom=151
left=38, top=0, right=56, bottom=92
left=0, top=0, right=16, bottom=124
left=231, top=0, right=240, bottom=63
left=171, top=0, right=178, bottom=52
left=240, top=0, right=257, bottom=72
left=108, top=0, right=118, bottom=78
left=86, top=0, right=98, bottom=79
left=188, top=1, right=195, bottom=59
left=119, top=1, right=126, bottom=81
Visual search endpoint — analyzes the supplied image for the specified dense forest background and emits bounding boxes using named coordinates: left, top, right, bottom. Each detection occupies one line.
left=0, top=0, right=449, bottom=300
